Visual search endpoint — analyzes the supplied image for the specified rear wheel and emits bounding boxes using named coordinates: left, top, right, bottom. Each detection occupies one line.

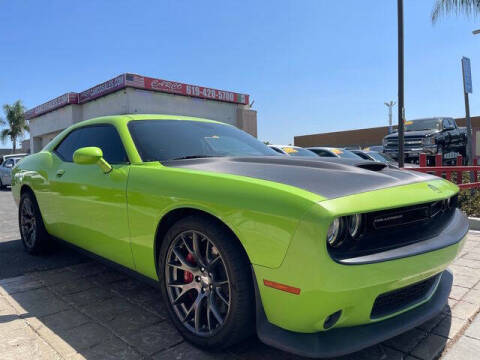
left=159, top=216, right=254, bottom=349
left=19, top=191, right=50, bottom=254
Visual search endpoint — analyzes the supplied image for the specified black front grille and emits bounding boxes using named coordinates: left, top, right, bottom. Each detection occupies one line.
left=371, top=274, right=440, bottom=319
left=385, top=136, right=424, bottom=150
left=327, top=196, right=458, bottom=261
left=367, top=199, right=452, bottom=231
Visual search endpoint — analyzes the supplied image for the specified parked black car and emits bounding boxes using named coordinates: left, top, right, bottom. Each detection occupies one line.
left=382, top=117, right=467, bottom=164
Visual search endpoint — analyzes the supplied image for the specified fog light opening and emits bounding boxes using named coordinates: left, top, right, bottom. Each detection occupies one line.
left=323, top=310, right=342, bottom=330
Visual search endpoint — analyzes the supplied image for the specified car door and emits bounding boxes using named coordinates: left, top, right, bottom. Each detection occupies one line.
left=1, top=158, right=15, bottom=185
left=49, top=124, right=134, bottom=269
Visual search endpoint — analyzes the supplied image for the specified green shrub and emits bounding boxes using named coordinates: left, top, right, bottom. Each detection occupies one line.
left=458, top=189, right=480, bottom=217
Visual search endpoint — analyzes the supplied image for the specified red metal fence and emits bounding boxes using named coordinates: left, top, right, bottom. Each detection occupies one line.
left=407, top=154, right=480, bottom=190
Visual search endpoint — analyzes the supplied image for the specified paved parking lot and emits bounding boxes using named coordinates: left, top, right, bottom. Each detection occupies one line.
left=1, top=190, right=480, bottom=359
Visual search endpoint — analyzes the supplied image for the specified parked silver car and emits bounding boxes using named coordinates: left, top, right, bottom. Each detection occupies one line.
left=268, top=145, right=319, bottom=157
left=0, top=155, right=26, bottom=189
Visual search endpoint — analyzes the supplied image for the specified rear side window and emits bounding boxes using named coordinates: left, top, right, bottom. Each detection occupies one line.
left=310, top=149, right=335, bottom=157
left=353, top=152, right=370, bottom=160
left=270, top=147, right=284, bottom=154
left=55, top=125, right=128, bottom=164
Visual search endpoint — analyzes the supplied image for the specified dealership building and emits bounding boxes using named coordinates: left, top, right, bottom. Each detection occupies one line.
left=294, top=116, right=480, bottom=160
left=25, top=73, right=256, bottom=153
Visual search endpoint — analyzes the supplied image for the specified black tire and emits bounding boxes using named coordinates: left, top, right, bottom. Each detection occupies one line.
left=18, top=190, right=50, bottom=254
left=0, top=179, right=4, bottom=190
left=159, top=215, right=254, bottom=349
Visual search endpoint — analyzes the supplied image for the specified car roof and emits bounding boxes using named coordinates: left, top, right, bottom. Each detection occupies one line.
left=75, top=114, right=224, bottom=128
left=3, top=153, right=27, bottom=159
left=306, top=147, right=340, bottom=151
left=269, top=145, right=302, bottom=149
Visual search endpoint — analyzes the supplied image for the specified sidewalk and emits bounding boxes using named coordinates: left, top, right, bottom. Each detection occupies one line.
left=0, top=233, right=479, bottom=360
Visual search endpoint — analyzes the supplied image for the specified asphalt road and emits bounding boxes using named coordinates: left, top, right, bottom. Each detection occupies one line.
left=0, top=188, right=87, bottom=280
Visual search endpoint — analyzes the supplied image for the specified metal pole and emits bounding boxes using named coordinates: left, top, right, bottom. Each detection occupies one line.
left=462, top=59, right=474, bottom=166
left=385, top=101, right=396, bottom=134
left=397, top=0, right=405, bottom=168
left=464, top=92, right=473, bottom=165
left=389, top=106, right=392, bottom=132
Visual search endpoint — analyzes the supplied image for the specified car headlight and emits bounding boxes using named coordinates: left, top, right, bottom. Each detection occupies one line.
left=327, top=218, right=342, bottom=247
left=422, top=137, right=435, bottom=145
left=327, top=214, right=363, bottom=248
left=347, top=214, right=362, bottom=238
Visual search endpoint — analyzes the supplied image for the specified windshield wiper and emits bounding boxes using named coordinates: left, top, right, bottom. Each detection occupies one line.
left=170, top=155, right=217, bottom=160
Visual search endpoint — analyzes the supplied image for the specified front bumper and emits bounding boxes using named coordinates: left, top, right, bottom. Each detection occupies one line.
left=384, top=145, right=437, bottom=159
left=255, top=270, right=452, bottom=358
left=252, top=181, right=465, bottom=357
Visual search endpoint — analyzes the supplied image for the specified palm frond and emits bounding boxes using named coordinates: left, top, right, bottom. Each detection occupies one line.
left=432, top=0, right=480, bottom=23
left=0, top=128, right=11, bottom=144
left=1, top=100, right=27, bottom=148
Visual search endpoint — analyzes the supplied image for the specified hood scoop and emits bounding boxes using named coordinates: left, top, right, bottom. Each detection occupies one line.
left=356, top=162, right=388, bottom=172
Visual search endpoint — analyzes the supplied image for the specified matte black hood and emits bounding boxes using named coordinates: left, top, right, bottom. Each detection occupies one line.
left=163, top=156, right=435, bottom=199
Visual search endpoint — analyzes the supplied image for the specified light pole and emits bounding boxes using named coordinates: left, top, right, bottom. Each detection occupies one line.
left=397, top=0, right=405, bottom=168
left=384, top=101, right=396, bottom=133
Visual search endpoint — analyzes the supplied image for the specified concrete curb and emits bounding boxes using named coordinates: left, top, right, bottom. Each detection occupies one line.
left=468, top=217, right=480, bottom=231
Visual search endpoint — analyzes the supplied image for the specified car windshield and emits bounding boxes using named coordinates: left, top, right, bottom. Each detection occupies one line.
left=367, top=152, right=395, bottom=163
left=331, top=149, right=362, bottom=159
left=128, top=120, right=278, bottom=161
left=279, top=146, right=318, bottom=157
left=405, top=119, right=442, bottom=132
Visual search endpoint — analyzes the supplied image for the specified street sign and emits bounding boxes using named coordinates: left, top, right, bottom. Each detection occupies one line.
left=462, top=57, right=473, bottom=94
left=461, top=57, right=474, bottom=166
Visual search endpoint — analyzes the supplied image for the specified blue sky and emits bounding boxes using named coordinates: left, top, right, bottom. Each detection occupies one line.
left=1, top=0, right=479, bottom=146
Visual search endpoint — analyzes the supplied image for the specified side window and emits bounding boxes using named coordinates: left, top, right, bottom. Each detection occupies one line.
left=318, top=150, right=335, bottom=157
left=4, top=159, right=14, bottom=168
left=354, top=152, right=369, bottom=160
left=55, top=125, right=128, bottom=164
left=449, top=119, right=455, bottom=129
left=270, top=147, right=284, bottom=154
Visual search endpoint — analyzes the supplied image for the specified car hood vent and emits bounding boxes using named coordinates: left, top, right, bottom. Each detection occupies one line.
left=356, top=163, right=388, bottom=172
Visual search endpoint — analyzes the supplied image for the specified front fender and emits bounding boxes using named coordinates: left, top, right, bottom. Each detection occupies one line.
left=126, top=164, right=322, bottom=280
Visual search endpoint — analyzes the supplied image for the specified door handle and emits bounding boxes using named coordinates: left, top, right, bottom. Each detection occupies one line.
left=56, top=169, right=65, bottom=177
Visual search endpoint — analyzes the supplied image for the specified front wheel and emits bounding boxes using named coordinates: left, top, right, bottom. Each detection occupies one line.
left=159, top=216, right=254, bottom=349
left=19, top=191, right=50, bottom=254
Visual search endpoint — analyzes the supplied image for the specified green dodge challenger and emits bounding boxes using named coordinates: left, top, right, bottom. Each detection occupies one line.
left=12, top=115, right=468, bottom=358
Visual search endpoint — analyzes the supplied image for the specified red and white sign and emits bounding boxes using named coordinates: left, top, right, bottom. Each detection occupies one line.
left=79, top=74, right=125, bottom=104
left=25, top=93, right=78, bottom=120
left=26, top=73, right=249, bottom=119
left=125, top=73, right=249, bottom=105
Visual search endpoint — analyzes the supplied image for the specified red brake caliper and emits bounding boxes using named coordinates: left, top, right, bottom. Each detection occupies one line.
left=183, top=253, right=195, bottom=283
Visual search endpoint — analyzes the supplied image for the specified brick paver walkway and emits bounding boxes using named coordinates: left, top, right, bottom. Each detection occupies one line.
left=1, top=191, right=480, bottom=359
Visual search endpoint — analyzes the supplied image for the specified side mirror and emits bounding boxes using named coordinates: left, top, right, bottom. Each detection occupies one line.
left=73, top=147, right=112, bottom=174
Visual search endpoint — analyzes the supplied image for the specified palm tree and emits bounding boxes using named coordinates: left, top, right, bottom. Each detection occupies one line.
left=0, top=100, right=29, bottom=153
left=432, top=0, right=480, bottom=23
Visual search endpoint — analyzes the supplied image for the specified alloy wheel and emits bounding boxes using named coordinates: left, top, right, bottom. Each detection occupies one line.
left=20, top=198, right=37, bottom=248
left=165, top=230, right=231, bottom=336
